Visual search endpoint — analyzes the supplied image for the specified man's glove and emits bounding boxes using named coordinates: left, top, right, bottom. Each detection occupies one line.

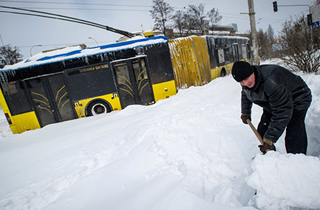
left=258, top=138, right=276, bottom=154
left=241, top=114, right=251, bottom=124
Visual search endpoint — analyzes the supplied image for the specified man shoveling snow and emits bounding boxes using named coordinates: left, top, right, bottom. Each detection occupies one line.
left=231, top=61, right=312, bottom=155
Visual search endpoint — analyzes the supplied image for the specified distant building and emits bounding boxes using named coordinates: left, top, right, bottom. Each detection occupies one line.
left=311, top=0, right=320, bottom=22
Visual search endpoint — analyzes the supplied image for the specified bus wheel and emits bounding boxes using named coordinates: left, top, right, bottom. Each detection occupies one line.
left=86, top=100, right=111, bottom=116
left=220, top=68, right=226, bottom=77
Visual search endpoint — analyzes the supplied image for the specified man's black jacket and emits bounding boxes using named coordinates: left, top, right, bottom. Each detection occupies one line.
left=241, top=64, right=312, bottom=143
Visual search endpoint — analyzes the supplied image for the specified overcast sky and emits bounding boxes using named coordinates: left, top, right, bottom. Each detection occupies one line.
left=0, top=0, right=314, bottom=59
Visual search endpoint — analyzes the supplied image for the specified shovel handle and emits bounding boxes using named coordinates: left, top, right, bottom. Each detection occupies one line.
left=246, top=119, right=264, bottom=145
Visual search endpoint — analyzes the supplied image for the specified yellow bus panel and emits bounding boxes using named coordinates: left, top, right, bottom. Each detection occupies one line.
left=11, top=112, right=41, bottom=134
left=152, top=80, right=177, bottom=102
left=0, top=88, right=9, bottom=115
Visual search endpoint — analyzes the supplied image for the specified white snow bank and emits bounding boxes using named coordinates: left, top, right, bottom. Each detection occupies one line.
left=248, top=152, right=320, bottom=209
left=0, top=59, right=319, bottom=210
left=303, top=73, right=320, bottom=157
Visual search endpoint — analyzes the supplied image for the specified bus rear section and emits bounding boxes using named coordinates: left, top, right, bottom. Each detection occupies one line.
left=205, top=36, right=250, bottom=80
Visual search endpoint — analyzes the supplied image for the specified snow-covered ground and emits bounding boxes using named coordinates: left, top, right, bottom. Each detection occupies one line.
left=0, top=59, right=319, bottom=210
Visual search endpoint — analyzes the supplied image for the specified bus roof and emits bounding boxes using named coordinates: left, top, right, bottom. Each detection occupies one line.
left=1, top=36, right=169, bottom=72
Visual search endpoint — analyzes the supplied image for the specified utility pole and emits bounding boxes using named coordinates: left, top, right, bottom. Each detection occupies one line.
left=247, top=0, right=260, bottom=65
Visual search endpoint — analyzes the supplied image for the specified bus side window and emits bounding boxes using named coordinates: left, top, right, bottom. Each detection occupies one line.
left=2, top=81, right=31, bottom=115
left=133, top=59, right=148, bottom=81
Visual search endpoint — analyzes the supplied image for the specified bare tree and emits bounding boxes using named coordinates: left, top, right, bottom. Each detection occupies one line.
left=150, top=0, right=174, bottom=36
left=188, top=4, right=207, bottom=35
left=0, top=44, right=23, bottom=67
left=172, top=10, right=197, bottom=36
left=267, top=25, right=275, bottom=44
left=172, top=10, right=185, bottom=37
left=277, top=15, right=320, bottom=73
left=257, top=25, right=276, bottom=60
left=257, top=29, right=268, bottom=60
left=207, top=7, right=222, bottom=32
left=183, top=12, right=197, bottom=36
left=172, top=4, right=222, bottom=36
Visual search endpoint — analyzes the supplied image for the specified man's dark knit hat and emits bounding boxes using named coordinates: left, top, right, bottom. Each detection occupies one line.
left=232, top=61, right=254, bottom=82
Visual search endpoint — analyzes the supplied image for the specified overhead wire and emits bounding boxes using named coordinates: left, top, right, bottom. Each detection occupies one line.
left=1, top=7, right=150, bottom=11
left=0, top=0, right=151, bottom=8
left=0, top=5, right=135, bottom=37
left=0, top=10, right=107, bottom=29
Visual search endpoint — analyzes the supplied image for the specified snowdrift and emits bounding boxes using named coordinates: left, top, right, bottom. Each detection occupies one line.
left=0, top=60, right=319, bottom=210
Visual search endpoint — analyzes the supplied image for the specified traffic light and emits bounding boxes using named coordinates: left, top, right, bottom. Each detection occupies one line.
left=273, top=1, right=278, bottom=12
left=307, top=14, right=313, bottom=26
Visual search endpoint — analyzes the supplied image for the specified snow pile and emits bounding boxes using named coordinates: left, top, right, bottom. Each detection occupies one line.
left=304, top=73, right=320, bottom=156
left=248, top=152, right=320, bottom=209
left=0, top=60, right=320, bottom=210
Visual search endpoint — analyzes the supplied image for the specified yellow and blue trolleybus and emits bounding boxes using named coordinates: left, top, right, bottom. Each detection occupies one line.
left=0, top=36, right=176, bottom=133
left=0, top=35, right=249, bottom=134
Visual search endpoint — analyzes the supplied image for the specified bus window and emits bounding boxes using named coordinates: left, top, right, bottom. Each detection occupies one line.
left=218, top=49, right=225, bottom=64
left=27, top=78, right=56, bottom=126
left=47, top=74, right=76, bottom=121
left=224, top=47, right=231, bottom=64
left=113, top=62, right=136, bottom=108
left=25, top=73, right=77, bottom=127
left=232, top=44, right=240, bottom=62
left=132, top=59, right=153, bottom=105
left=66, top=63, right=115, bottom=101
left=113, top=58, right=154, bottom=109
left=1, top=81, right=31, bottom=115
left=242, top=44, right=248, bottom=59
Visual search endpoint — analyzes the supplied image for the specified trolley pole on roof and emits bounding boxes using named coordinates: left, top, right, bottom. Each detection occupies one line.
left=88, top=37, right=99, bottom=46
left=30, top=45, right=42, bottom=56
left=247, top=0, right=260, bottom=65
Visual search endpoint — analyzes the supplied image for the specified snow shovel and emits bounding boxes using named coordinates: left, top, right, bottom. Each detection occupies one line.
left=246, top=119, right=264, bottom=145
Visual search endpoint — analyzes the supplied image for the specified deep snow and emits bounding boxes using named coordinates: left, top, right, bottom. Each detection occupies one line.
left=0, top=59, right=319, bottom=210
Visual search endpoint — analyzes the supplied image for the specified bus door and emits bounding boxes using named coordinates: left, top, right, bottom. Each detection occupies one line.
left=112, top=57, right=154, bottom=109
left=24, top=73, right=76, bottom=127
left=232, top=44, right=240, bottom=62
